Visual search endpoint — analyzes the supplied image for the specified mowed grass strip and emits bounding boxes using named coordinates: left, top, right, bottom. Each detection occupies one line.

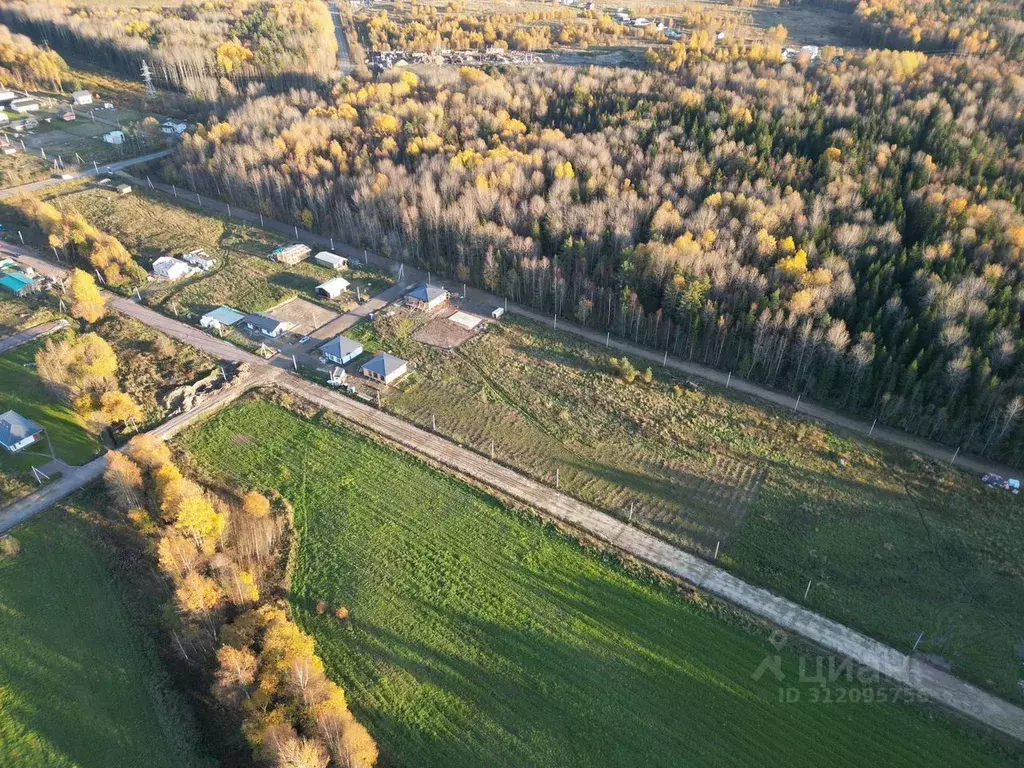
left=181, top=399, right=1017, bottom=768
left=0, top=504, right=201, bottom=768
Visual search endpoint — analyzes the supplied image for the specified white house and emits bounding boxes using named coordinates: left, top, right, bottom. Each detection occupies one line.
left=319, top=335, right=363, bottom=365
left=182, top=249, right=215, bottom=271
left=103, top=130, right=125, bottom=145
left=10, top=97, right=39, bottom=114
left=244, top=313, right=291, bottom=338
left=0, top=90, right=16, bottom=104
left=72, top=90, right=93, bottom=105
left=152, top=256, right=192, bottom=281
left=200, top=305, right=246, bottom=331
left=314, top=251, right=349, bottom=271
left=316, top=276, right=351, bottom=300
left=361, top=352, right=408, bottom=384
left=407, top=283, right=448, bottom=311
left=116, top=183, right=132, bottom=195
left=161, top=119, right=187, bottom=135
left=0, top=410, right=44, bottom=453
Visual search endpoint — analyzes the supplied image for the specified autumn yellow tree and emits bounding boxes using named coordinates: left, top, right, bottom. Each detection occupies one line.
left=67, top=268, right=105, bottom=324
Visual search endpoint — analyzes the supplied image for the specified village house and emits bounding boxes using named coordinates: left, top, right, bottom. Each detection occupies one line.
left=103, top=130, right=125, bottom=145
left=0, top=410, right=44, bottom=453
left=319, top=334, right=363, bottom=365
left=182, top=249, right=215, bottom=271
left=407, top=283, right=448, bottom=311
left=72, top=90, right=93, bottom=105
left=152, top=256, right=192, bottom=281
left=200, top=306, right=246, bottom=331
left=9, top=97, right=39, bottom=113
left=316, top=276, right=350, bottom=300
left=313, top=251, right=349, bottom=271
left=244, top=313, right=291, bottom=338
left=360, top=352, right=408, bottom=384
left=0, top=271, right=37, bottom=296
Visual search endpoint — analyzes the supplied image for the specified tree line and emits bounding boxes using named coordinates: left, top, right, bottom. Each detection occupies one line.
left=0, top=22, right=66, bottom=90
left=167, top=49, right=1024, bottom=465
left=105, top=433, right=379, bottom=768
left=0, top=0, right=337, bottom=100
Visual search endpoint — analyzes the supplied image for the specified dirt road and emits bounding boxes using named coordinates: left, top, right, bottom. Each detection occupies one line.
left=0, top=318, right=68, bottom=354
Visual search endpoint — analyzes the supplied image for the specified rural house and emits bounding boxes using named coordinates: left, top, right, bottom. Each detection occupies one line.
left=0, top=89, right=15, bottom=104
left=314, top=251, right=348, bottom=271
left=72, top=90, right=93, bottom=105
left=244, top=313, right=290, bottom=338
left=103, top=130, right=125, bottom=145
left=152, top=256, right=192, bottom=281
left=161, top=120, right=187, bottom=134
left=0, top=271, right=37, bottom=296
left=182, top=249, right=215, bottom=271
left=407, top=283, right=448, bottom=311
left=9, top=97, right=39, bottom=113
left=316, top=277, right=350, bottom=300
left=0, top=410, right=44, bottom=453
left=319, top=335, right=363, bottom=365
left=360, top=352, right=408, bottom=384
left=200, top=306, right=246, bottom=331
left=271, top=243, right=311, bottom=265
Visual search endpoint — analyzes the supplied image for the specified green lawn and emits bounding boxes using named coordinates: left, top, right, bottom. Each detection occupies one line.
left=0, top=343, right=98, bottom=502
left=180, top=399, right=1018, bottom=768
left=0, top=502, right=207, bottom=768
left=347, top=313, right=1024, bottom=699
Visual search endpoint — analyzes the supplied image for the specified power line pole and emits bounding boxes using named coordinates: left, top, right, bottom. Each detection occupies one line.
left=140, top=60, right=156, bottom=98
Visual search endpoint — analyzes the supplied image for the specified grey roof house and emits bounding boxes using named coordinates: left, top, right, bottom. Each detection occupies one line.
left=360, top=352, right=408, bottom=384
left=319, top=335, right=364, bottom=365
left=244, top=313, right=290, bottom=338
left=407, top=283, right=448, bottom=310
left=0, top=410, right=44, bottom=453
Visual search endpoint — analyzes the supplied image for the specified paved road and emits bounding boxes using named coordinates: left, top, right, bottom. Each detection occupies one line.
left=0, top=148, right=173, bottom=200
left=115, top=168, right=1021, bottom=479
left=0, top=318, right=68, bottom=354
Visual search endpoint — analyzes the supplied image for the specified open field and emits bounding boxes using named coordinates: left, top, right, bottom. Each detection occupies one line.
left=0, top=499, right=204, bottom=767
left=0, top=293, right=58, bottom=336
left=345, top=312, right=1024, bottom=699
left=0, top=341, right=99, bottom=503
left=46, top=187, right=394, bottom=315
left=180, top=398, right=1019, bottom=768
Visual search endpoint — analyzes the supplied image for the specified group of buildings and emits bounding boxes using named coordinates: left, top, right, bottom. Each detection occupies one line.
left=0, top=256, right=40, bottom=297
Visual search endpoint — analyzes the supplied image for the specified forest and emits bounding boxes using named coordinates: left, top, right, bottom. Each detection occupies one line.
left=0, top=22, right=67, bottom=90
left=0, top=0, right=337, bottom=99
left=169, top=49, right=1024, bottom=465
left=846, top=0, right=1024, bottom=58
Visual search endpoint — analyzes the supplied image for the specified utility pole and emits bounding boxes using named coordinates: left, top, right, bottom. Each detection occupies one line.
left=605, top=331, right=610, bottom=347
left=726, top=371, right=731, bottom=389
left=803, top=580, right=812, bottom=601
left=628, top=502, right=634, bottom=523
left=140, top=59, right=156, bottom=98
left=793, top=394, right=801, bottom=412
left=555, top=468, right=560, bottom=489
left=714, top=541, right=720, bottom=560
left=490, top=438, right=494, bottom=460
left=869, top=418, right=876, bottom=437
left=949, top=446, right=960, bottom=466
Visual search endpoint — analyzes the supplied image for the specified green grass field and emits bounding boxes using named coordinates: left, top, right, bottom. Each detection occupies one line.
left=0, top=501, right=206, bottom=767
left=48, top=188, right=394, bottom=315
left=0, top=342, right=99, bottom=503
left=180, top=399, right=1019, bottom=768
left=347, top=313, right=1024, bottom=699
